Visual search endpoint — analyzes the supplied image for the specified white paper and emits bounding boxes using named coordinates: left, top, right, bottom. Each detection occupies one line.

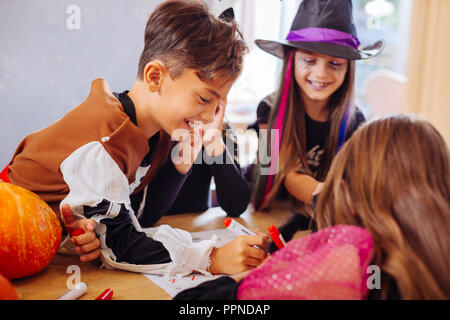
left=143, top=228, right=237, bottom=297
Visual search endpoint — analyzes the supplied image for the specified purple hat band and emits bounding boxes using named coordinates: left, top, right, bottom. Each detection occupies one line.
left=286, top=27, right=361, bottom=49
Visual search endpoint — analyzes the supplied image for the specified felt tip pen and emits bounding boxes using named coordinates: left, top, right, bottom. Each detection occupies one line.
left=224, top=218, right=256, bottom=236
left=57, top=282, right=88, bottom=300
left=268, top=225, right=287, bottom=249
left=95, top=288, right=114, bottom=300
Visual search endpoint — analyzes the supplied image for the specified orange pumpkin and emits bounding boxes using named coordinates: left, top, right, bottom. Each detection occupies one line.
left=0, top=182, right=62, bottom=279
left=0, top=273, right=18, bottom=300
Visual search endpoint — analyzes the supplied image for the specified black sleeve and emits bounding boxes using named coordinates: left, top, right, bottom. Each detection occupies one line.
left=136, top=159, right=192, bottom=227
left=209, top=127, right=251, bottom=217
left=345, top=107, right=366, bottom=141
left=247, top=98, right=273, bottom=136
left=173, top=276, right=239, bottom=300
left=84, top=200, right=172, bottom=265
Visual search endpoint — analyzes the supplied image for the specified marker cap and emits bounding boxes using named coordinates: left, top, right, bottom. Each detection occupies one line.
left=95, top=288, right=113, bottom=300
left=268, top=225, right=285, bottom=249
left=224, top=218, right=232, bottom=228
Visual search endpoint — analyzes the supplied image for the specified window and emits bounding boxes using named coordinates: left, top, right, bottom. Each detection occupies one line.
left=353, top=0, right=413, bottom=116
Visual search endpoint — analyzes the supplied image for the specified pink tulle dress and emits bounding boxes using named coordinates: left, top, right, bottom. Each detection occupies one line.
left=237, top=225, right=374, bottom=300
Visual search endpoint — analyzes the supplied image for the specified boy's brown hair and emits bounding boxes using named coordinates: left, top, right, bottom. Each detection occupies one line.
left=137, top=0, right=248, bottom=82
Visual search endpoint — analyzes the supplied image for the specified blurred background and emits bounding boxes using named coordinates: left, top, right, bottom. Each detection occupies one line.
left=1, top=0, right=449, bottom=168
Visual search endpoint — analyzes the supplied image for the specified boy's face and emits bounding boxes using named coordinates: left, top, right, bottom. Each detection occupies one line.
left=152, top=68, right=234, bottom=140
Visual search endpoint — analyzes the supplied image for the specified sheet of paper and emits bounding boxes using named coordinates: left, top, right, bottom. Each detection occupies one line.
left=143, top=228, right=236, bottom=297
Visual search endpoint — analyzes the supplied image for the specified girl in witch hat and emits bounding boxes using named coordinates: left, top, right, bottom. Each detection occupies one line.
left=250, top=0, right=385, bottom=228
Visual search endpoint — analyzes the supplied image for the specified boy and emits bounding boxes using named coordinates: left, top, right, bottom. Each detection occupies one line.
left=5, top=0, right=268, bottom=276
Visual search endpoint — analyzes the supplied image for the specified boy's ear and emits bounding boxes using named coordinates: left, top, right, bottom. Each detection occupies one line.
left=143, top=61, right=166, bottom=92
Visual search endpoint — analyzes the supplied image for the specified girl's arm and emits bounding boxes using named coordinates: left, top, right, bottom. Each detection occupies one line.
left=284, top=171, right=323, bottom=205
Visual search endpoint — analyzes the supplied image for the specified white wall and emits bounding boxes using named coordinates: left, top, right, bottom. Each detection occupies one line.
left=0, top=0, right=160, bottom=167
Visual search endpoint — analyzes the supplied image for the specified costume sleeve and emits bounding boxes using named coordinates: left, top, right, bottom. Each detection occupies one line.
left=173, top=276, right=239, bottom=300
left=208, top=126, right=251, bottom=217
left=59, top=141, right=217, bottom=276
left=247, top=97, right=273, bottom=136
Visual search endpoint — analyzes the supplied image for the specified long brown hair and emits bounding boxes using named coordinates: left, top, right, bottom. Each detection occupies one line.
left=254, top=46, right=355, bottom=210
left=316, top=115, right=450, bottom=299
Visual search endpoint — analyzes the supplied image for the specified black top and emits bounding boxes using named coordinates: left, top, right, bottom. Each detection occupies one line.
left=250, top=94, right=366, bottom=177
left=304, top=112, right=329, bottom=174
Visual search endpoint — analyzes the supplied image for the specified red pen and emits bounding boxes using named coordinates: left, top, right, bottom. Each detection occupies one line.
left=224, top=218, right=256, bottom=236
left=268, top=225, right=287, bottom=249
left=95, top=288, right=113, bottom=300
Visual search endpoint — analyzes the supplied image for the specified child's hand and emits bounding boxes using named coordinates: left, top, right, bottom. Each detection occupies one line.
left=61, top=204, right=101, bottom=262
left=202, top=101, right=226, bottom=157
left=172, top=123, right=203, bottom=175
left=208, top=234, right=269, bottom=275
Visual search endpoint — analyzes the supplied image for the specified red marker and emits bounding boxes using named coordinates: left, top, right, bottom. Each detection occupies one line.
left=224, top=218, right=256, bottom=236
left=71, top=228, right=85, bottom=237
left=268, top=225, right=287, bottom=249
left=95, top=288, right=113, bottom=300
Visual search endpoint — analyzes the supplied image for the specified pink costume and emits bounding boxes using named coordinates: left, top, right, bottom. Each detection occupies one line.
left=238, top=225, right=374, bottom=300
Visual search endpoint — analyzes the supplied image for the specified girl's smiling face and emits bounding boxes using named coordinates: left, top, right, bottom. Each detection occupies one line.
left=294, top=49, right=348, bottom=104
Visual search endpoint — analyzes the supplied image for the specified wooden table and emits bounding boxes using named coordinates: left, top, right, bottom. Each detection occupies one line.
left=12, top=204, right=309, bottom=300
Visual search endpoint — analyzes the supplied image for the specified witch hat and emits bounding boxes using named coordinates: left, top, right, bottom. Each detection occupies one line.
left=255, top=0, right=385, bottom=60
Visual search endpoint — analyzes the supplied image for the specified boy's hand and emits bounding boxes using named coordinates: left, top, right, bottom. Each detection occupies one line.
left=61, top=204, right=101, bottom=262
left=172, top=122, right=203, bottom=175
left=208, top=234, right=269, bottom=275
left=202, top=102, right=226, bottom=157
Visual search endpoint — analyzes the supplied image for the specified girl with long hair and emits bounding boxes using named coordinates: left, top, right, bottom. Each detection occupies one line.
left=251, top=0, right=384, bottom=230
